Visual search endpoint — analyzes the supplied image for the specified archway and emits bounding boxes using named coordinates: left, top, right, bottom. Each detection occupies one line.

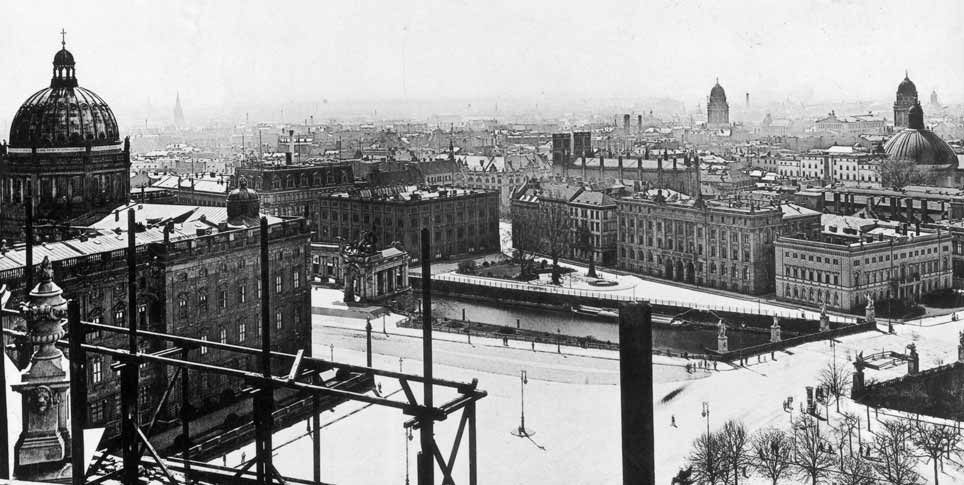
left=685, top=262, right=695, bottom=284
left=675, top=261, right=684, bottom=282
left=664, top=260, right=673, bottom=279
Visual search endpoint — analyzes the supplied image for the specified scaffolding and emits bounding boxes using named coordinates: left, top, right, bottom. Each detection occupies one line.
left=0, top=209, right=485, bottom=485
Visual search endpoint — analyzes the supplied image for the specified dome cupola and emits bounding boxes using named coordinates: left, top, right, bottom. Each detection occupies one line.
left=8, top=33, right=119, bottom=149
left=226, top=176, right=261, bottom=226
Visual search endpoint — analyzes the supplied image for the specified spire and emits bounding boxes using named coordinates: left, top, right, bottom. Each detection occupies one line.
left=905, top=69, right=909, bottom=80
left=60, top=28, right=66, bottom=49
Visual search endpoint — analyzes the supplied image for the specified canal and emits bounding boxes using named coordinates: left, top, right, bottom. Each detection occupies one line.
left=429, top=295, right=771, bottom=354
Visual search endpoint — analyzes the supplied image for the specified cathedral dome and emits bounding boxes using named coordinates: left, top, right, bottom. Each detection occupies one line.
left=710, top=80, right=726, bottom=101
left=884, top=103, right=957, bottom=169
left=897, top=73, right=917, bottom=98
left=8, top=44, right=119, bottom=148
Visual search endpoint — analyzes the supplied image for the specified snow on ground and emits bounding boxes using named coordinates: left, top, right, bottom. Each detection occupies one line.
left=261, top=301, right=964, bottom=484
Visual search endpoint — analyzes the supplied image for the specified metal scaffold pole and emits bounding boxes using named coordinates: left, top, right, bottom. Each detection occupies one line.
left=419, top=228, right=434, bottom=485
left=256, top=216, right=276, bottom=483
left=121, top=209, right=140, bottom=484
left=68, top=300, right=85, bottom=485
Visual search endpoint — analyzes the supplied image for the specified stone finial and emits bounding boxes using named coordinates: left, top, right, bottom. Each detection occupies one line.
left=13, top=256, right=72, bottom=479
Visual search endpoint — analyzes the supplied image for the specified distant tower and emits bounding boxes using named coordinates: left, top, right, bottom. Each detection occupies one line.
left=745, top=92, right=750, bottom=109
left=174, top=91, right=185, bottom=128
left=707, top=78, right=729, bottom=129
left=930, top=89, right=940, bottom=107
left=893, top=71, right=918, bottom=128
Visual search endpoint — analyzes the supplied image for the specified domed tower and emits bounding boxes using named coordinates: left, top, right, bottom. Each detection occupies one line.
left=884, top=102, right=958, bottom=185
left=707, top=78, right=729, bottom=129
left=893, top=71, right=918, bottom=128
left=0, top=34, right=130, bottom=240
left=226, top=176, right=261, bottom=227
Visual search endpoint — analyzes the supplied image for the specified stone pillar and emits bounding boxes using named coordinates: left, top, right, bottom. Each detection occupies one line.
left=770, top=315, right=782, bottom=343
left=13, top=257, right=72, bottom=480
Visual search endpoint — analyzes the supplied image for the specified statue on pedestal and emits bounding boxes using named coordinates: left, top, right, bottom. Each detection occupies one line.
left=865, top=294, right=875, bottom=325
left=819, top=302, right=830, bottom=332
left=717, top=319, right=729, bottom=353
left=770, top=315, right=782, bottom=343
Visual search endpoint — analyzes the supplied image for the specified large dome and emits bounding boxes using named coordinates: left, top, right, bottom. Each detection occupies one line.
left=884, top=103, right=957, bottom=169
left=8, top=46, right=119, bottom=148
left=897, top=73, right=917, bottom=98
left=710, top=80, right=726, bottom=101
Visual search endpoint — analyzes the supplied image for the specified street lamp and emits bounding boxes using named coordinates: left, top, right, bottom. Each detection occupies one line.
left=557, top=328, right=561, bottom=353
left=511, top=370, right=534, bottom=437
left=329, top=344, right=334, bottom=362
left=701, top=401, right=710, bottom=437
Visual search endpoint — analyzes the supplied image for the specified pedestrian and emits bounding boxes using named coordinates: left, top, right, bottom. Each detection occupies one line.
left=771, top=351, right=775, bottom=360
left=241, top=452, right=246, bottom=464
left=671, top=415, right=676, bottom=427
left=377, top=382, right=382, bottom=395
left=713, top=361, right=717, bottom=371
left=222, top=455, right=226, bottom=467
left=307, top=420, right=311, bottom=434
left=531, top=341, right=535, bottom=351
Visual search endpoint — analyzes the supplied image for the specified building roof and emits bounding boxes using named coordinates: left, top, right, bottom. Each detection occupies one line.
left=570, top=190, right=615, bottom=207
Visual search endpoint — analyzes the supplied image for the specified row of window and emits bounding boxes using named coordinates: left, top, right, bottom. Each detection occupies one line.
left=176, top=270, right=301, bottom=317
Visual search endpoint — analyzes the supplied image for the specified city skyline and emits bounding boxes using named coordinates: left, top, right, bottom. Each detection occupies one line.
left=1, top=0, right=963, bottom=129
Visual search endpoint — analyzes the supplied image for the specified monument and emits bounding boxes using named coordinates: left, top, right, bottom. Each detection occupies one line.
left=865, top=295, right=875, bottom=326
left=12, top=257, right=72, bottom=480
left=339, top=232, right=411, bottom=306
left=819, top=303, right=830, bottom=332
left=716, top=319, right=728, bottom=353
left=770, top=315, right=782, bottom=343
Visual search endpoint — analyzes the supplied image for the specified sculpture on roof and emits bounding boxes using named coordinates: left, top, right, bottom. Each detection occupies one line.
left=717, top=319, right=726, bottom=338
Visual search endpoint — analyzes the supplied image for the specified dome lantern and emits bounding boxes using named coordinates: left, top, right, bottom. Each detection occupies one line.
left=51, top=29, right=76, bottom=89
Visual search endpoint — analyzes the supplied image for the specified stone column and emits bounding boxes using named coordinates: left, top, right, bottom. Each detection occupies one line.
left=13, top=257, right=72, bottom=480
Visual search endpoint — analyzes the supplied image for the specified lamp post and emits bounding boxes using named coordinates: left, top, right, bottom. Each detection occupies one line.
left=329, top=344, right=334, bottom=362
left=557, top=328, right=561, bottom=353
left=511, top=370, right=534, bottom=437
left=399, top=357, right=403, bottom=372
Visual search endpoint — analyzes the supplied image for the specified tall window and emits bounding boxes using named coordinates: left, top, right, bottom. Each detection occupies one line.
left=293, top=270, right=301, bottom=289
left=114, top=309, right=125, bottom=324
left=275, top=310, right=283, bottom=330
left=238, top=320, right=246, bottom=341
left=239, top=285, right=247, bottom=304
left=275, top=275, right=283, bottom=294
left=199, top=293, right=208, bottom=313
left=219, top=327, right=227, bottom=344
left=91, top=357, right=103, bottom=384
left=219, top=290, right=227, bottom=309
left=200, top=335, right=209, bottom=355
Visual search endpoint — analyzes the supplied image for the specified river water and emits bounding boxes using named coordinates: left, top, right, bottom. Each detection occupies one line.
left=429, top=296, right=770, bottom=353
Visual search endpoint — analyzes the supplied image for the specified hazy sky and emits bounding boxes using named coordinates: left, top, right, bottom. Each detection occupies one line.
left=1, top=0, right=962, bottom=126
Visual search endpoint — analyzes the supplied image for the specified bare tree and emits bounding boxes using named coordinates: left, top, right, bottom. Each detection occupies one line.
left=688, top=431, right=725, bottom=485
left=750, top=428, right=793, bottom=485
left=510, top=200, right=572, bottom=284
left=873, top=419, right=921, bottom=485
left=912, top=420, right=961, bottom=485
left=836, top=454, right=877, bottom=485
left=792, top=415, right=836, bottom=485
left=718, top=420, right=751, bottom=485
left=819, top=359, right=852, bottom=413
left=878, top=158, right=935, bottom=191
left=541, top=202, right=572, bottom=285
left=575, top=222, right=597, bottom=279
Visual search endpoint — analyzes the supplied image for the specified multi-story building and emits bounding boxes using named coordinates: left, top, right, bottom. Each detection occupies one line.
left=616, top=193, right=821, bottom=295
left=776, top=216, right=951, bottom=311
left=235, top=160, right=354, bottom=221
left=315, top=186, right=499, bottom=262
left=0, top=185, right=310, bottom=438
left=510, top=181, right=619, bottom=266
left=812, top=111, right=887, bottom=136
left=799, top=146, right=880, bottom=183
left=457, top=152, right=550, bottom=217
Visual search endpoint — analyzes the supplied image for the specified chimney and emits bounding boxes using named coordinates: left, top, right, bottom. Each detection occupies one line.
left=623, top=114, right=631, bottom=131
left=618, top=156, right=624, bottom=180
left=637, top=114, right=642, bottom=132
left=287, top=129, right=295, bottom=165
left=619, top=303, right=655, bottom=485
left=582, top=156, right=587, bottom=180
